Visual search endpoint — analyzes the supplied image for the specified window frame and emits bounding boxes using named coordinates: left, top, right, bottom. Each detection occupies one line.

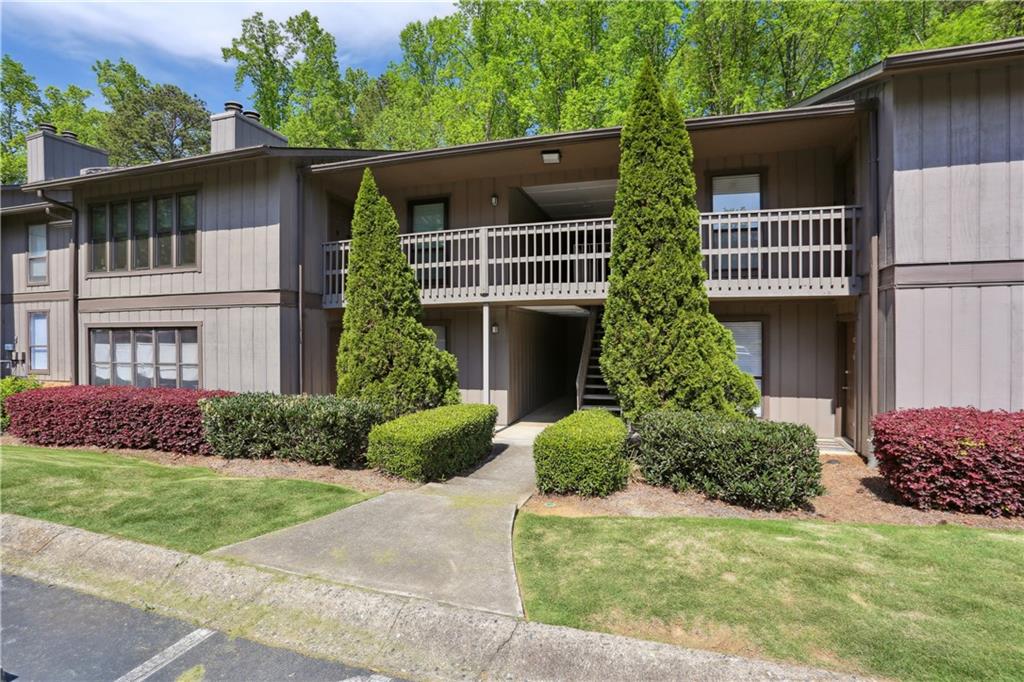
left=26, top=223, right=49, bottom=286
left=407, top=197, right=449, bottom=234
left=27, top=310, right=49, bottom=374
left=720, top=316, right=767, bottom=418
left=707, top=169, right=766, bottom=215
left=87, top=323, right=202, bottom=389
left=86, top=188, right=201, bottom=277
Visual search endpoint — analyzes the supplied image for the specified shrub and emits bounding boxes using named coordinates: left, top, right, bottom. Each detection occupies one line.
left=873, top=408, right=1024, bottom=517
left=533, top=410, right=629, bottom=497
left=367, top=403, right=497, bottom=481
left=336, top=168, right=460, bottom=418
left=200, top=393, right=385, bottom=467
left=5, top=385, right=230, bottom=454
left=600, top=59, right=759, bottom=420
left=631, top=410, right=823, bottom=510
left=1, top=375, right=42, bottom=431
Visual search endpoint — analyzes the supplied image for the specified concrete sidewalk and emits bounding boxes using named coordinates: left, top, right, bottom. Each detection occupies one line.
left=1, top=514, right=860, bottom=681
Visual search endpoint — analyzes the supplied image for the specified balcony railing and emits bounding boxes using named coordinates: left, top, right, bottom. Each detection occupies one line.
left=322, top=206, right=860, bottom=308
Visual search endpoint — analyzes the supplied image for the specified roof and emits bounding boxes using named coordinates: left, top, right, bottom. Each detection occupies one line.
left=22, top=145, right=385, bottom=191
left=310, top=99, right=866, bottom=175
left=799, top=37, right=1024, bottom=106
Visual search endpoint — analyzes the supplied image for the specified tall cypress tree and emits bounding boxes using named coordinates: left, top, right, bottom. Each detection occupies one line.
left=600, top=60, right=759, bottom=420
left=336, top=169, right=460, bottom=417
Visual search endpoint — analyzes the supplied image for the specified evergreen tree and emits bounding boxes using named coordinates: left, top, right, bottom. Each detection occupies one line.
left=336, top=169, right=460, bottom=417
left=600, top=59, right=759, bottom=420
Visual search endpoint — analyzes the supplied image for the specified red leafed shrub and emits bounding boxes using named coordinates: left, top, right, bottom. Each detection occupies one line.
left=872, top=407, right=1024, bottom=517
left=5, top=385, right=232, bottom=454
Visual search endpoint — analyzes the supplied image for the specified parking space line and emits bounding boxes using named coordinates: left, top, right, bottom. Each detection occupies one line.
left=113, top=627, right=215, bottom=682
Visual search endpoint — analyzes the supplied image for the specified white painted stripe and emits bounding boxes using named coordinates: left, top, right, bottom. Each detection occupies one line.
left=339, top=675, right=392, bottom=682
left=113, top=627, right=215, bottom=682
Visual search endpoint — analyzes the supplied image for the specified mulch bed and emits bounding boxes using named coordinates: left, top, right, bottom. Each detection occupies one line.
left=0, top=435, right=416, bottom=494
left=524, top=454, right=1024, bottom=531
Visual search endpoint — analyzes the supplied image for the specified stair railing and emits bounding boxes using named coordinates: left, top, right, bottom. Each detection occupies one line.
left=575, top=307, right=597, bottom=410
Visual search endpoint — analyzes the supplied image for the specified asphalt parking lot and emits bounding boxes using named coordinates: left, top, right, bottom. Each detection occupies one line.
left=0, top=573, right=400, bottom=682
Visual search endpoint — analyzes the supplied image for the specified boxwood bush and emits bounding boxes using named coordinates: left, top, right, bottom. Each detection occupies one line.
left=631, top=410, right=823, bottom=510
left=200, top=393, right=385, bottom=467
left=1, top=375, right=41, bottom=431
left=873, top=407, right=1024, bottom=517
left=367, top=403, right=497, bottom=481
left=533, top=409, right=629, bottom=497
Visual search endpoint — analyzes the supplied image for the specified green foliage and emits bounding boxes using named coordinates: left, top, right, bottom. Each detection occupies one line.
left=366, top=403, right=497, bottom=481
left=533, top=409, right=629, bottom=497
left=200, top=393, right=385, bottom=468
left=601, top=61, right=759, bottom=420
left=336, top=169, right=460, bottom=417
left=630, top=410, right=824, bottom=510
left=0, top=376, right=41, bottom=431
left=1, top=54, right=41, bottom=182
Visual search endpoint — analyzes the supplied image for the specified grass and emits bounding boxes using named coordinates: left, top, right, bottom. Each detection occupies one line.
left=514, top=513, right=1024, bottom=681
left=0, top=445, right=370, bottom=553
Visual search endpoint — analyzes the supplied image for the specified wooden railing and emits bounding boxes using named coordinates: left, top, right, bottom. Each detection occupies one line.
left=323, top=207, right=859, bottom=307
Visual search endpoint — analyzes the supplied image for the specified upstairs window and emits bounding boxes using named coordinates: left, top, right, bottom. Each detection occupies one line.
left=712, top=174, right=761, bottom=213
left=409, top=199, right=447, bottom=234
left=88, top=191, right=198, bottom=273
left=27, top=224, right=48, bottom=284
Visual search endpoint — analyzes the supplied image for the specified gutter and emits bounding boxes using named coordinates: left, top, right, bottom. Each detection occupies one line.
left=35, top=190, right=79, bottom=385
left=296, top=167, right=305, bottom=394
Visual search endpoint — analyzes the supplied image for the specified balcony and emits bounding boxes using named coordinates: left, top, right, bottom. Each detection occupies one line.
left=322, top=205, right=861, bottom=308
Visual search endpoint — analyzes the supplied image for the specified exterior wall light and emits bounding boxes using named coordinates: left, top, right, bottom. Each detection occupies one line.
left=491, top=193, right=499, bottom=207
left=541, top=149, right=561, bottom=164
left=491, top=323, right=499, bottom=334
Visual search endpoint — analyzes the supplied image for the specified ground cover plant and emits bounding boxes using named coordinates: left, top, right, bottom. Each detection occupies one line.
left=5, top=385, right=230, bottom=454
left=630, top=409, right=822, bottom=510
left=201, top=393, right=385, bottom=468
left=367, top=403, right=497, bottom=481
left=514, top=513, right=1024, bottom=681
left=533, top=409, right=628, bottom=496
left=873, top=407, right=1024, bottom=517
left=0, top=445, right=368, bottom=553
left=0, top=375, right=41, bottom=431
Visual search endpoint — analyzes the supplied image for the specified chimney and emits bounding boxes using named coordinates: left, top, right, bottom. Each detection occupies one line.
left=26, top=124, right=108, bottom=183
left=210, top=101, right=286, bottom=152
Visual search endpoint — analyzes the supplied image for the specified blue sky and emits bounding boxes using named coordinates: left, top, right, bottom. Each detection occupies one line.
left=1, top=1, right=456, bottom=110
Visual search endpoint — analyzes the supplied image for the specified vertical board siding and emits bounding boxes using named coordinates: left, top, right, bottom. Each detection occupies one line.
left=894, top=285, right=1024, bottom=411
left=892, top=64, right=1024, bottom=264
left=8, top=300, right=72, bottom=381
left=506, top=308, right=579, bottom=423
left=1, top=218, right=72, bottom=294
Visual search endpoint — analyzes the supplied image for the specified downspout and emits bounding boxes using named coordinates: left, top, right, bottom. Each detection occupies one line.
left=296, top=167, right=305, bottom=394
left=37, top=190, right=78, bottom=385
left=868, top=106, right=881, bottom=460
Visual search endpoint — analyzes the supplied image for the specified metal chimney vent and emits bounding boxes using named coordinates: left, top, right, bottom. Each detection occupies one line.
left=243, top=110, right=261, bottom=122
left=224, top=101, right=243, bottom=112
left=38, top=122, right=57, bottom=133
left=61, top=131, right=79, bottom=141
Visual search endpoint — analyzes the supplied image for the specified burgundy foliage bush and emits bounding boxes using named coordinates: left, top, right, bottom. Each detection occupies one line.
left=5, top=385, right=232, bottom=454
left=872, top=407, right=1024, bottom=517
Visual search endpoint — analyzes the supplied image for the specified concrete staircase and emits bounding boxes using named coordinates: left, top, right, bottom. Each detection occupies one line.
left=579, top=310, right=620, bottom=413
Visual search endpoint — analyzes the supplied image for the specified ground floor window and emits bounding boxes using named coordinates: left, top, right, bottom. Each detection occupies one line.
left=28, top=312, right=48, bottom=372
left=722, top=320, right=763, bottom=417
left=90, top=327, right=199, bottom=388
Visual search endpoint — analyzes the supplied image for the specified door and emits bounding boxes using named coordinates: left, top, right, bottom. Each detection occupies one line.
left=838, top=321, right=856, bottom=442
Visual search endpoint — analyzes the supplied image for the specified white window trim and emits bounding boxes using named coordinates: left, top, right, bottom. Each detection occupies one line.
left=88, top=326, right=201, bottom=389
left=28, top=311, right=49, bottom=373
left=27, top=223, right=48, bottom=286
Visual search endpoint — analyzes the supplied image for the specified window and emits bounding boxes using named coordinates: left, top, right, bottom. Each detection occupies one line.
left=712, top=174, right=761, bottom=212
left=410, top=199, right=447, bottom=233
left=90, top=327, right=199, bottom=389
left=88, top=191, right=198, bottom=273
left=27, top=224, right=48, bottom=284
left=426, top=324, right=447, bottom=351
left=28, top=312, right=48, bottom=372
left=723, top=320, right=763, bottom=417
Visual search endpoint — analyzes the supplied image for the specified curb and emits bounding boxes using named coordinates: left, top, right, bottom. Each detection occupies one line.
left=1, top=514, right=861, bottom=681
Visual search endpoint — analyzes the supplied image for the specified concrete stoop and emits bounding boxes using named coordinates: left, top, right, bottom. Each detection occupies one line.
left=1, top=514, right=864, bottom=682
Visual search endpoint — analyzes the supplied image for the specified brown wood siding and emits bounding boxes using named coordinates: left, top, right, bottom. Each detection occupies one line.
left=1, top=218, right=72, bottom=294
left=506, top=308, right=579, bottom=422
left=693, top=146, right=837, bottom=211
left=8, top=299, right=73, bottom=381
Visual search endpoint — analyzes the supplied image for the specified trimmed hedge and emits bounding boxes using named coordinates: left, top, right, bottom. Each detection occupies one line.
left=533, top=410, right=629, bottom=497
left=367, top=403, right=497, bottom=481
left=1, top=376, right=41, bottom=431
left=200, top=393, right=385, bottom=467
left=5, top=385, right=230, bottom=454
left=873, top=408, right=1024, bottom=517
left=631, top=410, right=823, bottom=510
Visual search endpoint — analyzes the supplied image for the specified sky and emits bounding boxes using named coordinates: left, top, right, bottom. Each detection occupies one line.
left=1, top=1, right=456, bottom=110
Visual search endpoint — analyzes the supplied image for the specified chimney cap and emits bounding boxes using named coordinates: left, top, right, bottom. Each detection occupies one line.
left=243, top=110, right=261, bottom=122
left=61, top=131, right=79, bottom=141
left=38, top=122, right=57, bottom=133
left=224, top=101, right=243, bottom=112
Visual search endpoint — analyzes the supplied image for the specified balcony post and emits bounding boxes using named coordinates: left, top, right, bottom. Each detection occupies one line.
left=482, top=302, right=491, bottom=405
left=478, top=225, right=489, bottom=297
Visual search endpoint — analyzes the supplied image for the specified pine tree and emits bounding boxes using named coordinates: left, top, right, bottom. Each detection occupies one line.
left=336, top=169, right=460, bottom=417
left=600, top=60, right=759, bottom=420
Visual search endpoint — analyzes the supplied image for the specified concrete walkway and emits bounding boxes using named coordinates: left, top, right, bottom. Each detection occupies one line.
left=213, top=400, right=571, bottom=617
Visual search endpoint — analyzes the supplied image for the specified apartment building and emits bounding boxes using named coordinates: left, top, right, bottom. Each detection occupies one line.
left=3, top=38, right=1021, bottom=457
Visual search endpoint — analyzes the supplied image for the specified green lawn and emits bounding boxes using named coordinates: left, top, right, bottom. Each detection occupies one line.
left=514, top=513, right=1024, bottom=681
left=0, top=445, right=370, bottom=553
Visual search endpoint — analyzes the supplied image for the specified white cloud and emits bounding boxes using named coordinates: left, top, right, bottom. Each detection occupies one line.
left=2, top=1, right=456, bottom=69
